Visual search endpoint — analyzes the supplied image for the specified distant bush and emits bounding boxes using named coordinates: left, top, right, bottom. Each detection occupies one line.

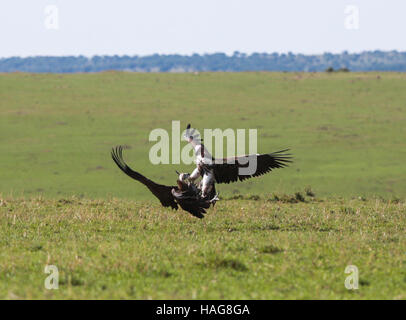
left=294, top=192, right=306, bottom=202
left=325, top=67, right=350, bottom=73
left=269, top=192, right=306, bottom=203
left=391, top=197, right=403, bottom=204
left=305, top=186, right=315, bottom=197
left=260, top=245, right=283, bottom=254
left=224, top=194, right=261, bottom=201
left=340, top=207, right=356, bottom=215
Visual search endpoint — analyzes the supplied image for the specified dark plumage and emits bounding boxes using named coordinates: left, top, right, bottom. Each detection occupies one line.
left=111, top=146, right=211, bottom=218
left=111, top=124, right=292, bottom=219
left=171, top=180, right=211, bottom=219
left=111, top=146, right=177, bottom=209
left=209, top=149, right=292, bottom=184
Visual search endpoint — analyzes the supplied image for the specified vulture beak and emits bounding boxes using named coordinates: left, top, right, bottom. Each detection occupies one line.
left=175, top=170, right=180, bottom=175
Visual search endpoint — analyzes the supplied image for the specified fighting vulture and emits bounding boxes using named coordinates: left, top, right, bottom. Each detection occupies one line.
left=111, top=124, right=292, bottom=218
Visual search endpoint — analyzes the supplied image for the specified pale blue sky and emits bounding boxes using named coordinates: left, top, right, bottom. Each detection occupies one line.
left=0, top=0, right=405, bottom=57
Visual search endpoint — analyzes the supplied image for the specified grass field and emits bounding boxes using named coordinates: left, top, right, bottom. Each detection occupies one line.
left=1, top=196, right=405, bottom=299
left=0, top=72, right=405, bottom=299
left=1, top=72, right=405, bottom=199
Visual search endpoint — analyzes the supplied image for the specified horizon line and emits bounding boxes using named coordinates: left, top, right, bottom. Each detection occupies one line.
left=1, top=49, right=405, bottom=59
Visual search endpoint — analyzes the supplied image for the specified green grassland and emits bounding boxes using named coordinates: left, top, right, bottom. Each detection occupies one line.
left=1, top=72, right=405, bottom=199
left=1, top=196, right=405, bottom=299
left=0, top=72, right=405, bottom=299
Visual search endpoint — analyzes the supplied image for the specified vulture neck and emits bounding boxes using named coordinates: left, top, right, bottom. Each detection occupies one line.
left=193, top=143, right=213, bottom=165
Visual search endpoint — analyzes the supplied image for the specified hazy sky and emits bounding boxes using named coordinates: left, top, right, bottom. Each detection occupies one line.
left=0, top=0, right=405, bottom=57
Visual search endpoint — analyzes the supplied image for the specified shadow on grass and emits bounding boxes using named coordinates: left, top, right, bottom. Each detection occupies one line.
left=260, top=245, right=283, bottom=254
left=199, top=257, right=248, bottom=272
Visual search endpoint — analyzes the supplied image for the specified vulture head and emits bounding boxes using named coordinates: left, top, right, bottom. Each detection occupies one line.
left=175, top=170, right=190, bottom=182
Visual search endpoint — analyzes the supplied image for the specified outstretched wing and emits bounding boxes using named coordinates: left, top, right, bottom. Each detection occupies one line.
left=111, top=146, right=178, bottom=210
left=209, top=149, right=292, bottom=184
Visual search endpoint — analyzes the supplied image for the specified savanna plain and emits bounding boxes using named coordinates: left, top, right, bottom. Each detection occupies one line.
left=0, top=72, right=405, bottom=299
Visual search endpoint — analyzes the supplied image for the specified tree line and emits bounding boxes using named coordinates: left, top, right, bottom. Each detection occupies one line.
left=1, top=51, right=406, bottom=73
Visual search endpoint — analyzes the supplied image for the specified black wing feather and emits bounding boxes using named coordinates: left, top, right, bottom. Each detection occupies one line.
left=171, top=188, right=209, bottom=219
left=210, top=149, right=292, bottom=184
left=111, top=146, right=178, bottom=210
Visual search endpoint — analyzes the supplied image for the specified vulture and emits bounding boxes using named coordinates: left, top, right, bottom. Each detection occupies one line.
left=111, top=146, right=214, bottom=218
left=111, top=124, right=292, bottom=218
left=182, top=124, right=292, bottom=200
